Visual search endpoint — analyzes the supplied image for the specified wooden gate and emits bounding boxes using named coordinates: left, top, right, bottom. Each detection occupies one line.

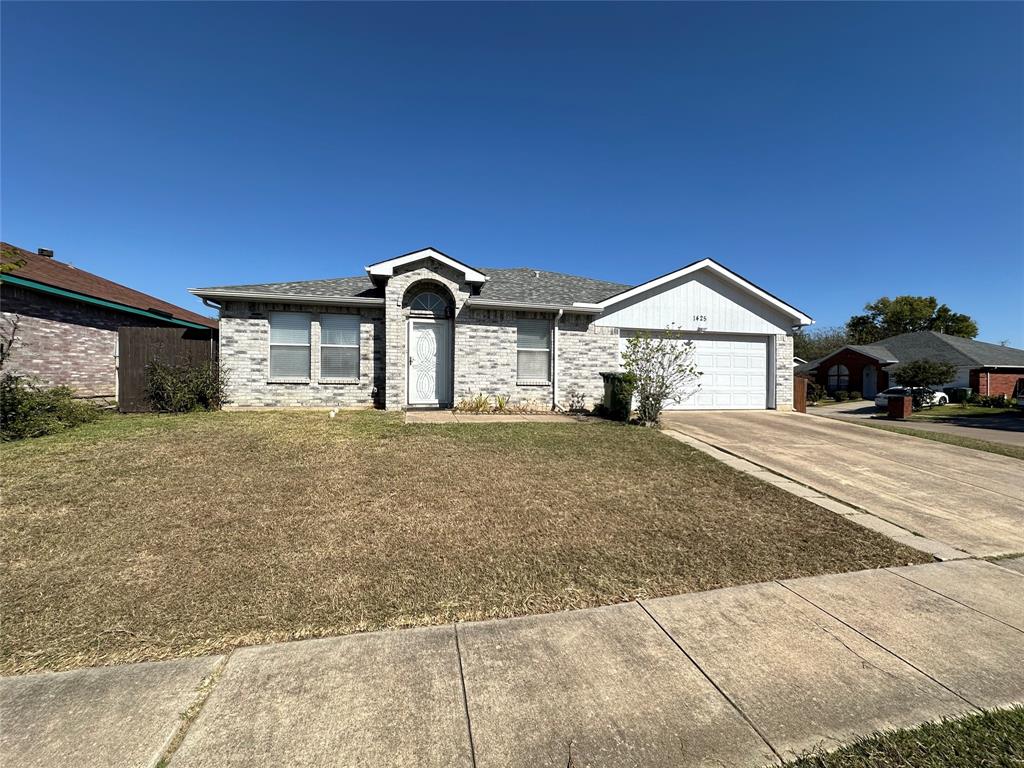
left=793, top=374, right=809, bottom=413
left=117, top=327, right=217, bottom=412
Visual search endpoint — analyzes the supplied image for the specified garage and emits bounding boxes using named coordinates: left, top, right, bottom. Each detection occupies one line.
left=592, top=259, right=810, bottom=410
left=619, top=331, right=769, bottom=409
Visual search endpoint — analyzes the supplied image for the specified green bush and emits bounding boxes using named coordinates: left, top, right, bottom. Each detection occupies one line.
left=0, top=373, right=101, bottom=441
left=807, top=382, right=827, bottom=403
left=833, top=390, right=849, bottom=402
left=145, top=359, right=225, bottom=412
left=848, top=390, right=862, bottom=401
left=600, top=371, right=635, bottom=422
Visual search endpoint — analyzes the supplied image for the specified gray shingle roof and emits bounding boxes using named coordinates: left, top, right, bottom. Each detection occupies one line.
left=194, top=267, right=629, bottom=306
left=798, top=331, right=1024, bottom=373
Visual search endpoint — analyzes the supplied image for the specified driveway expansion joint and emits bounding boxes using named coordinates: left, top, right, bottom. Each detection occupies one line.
left=156, top=652, right=232, bottom=767
left=452, top=623, right=479, bottom=768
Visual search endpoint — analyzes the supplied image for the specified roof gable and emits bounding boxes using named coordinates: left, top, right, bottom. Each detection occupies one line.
left=588, top=258, right=813, bottom=325
left=365, top=247, right=488, bottom=285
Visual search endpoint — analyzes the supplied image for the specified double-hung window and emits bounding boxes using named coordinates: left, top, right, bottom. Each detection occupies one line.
left=269, top=311, right=311, bottom=380
left=516, top=319, right=551, bottom=383
left=320, top=314, right=360, bottom=380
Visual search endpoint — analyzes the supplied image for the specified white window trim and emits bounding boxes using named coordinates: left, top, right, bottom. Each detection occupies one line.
left=516, top=320, right=552, bottom=386
left=319, top=314, right=361, bottom=383
left=268, top=311, right=312, bottom=383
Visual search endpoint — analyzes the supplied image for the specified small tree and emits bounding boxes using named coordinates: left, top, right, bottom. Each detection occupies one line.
left=892, top=359, right=956, bottom=410
left=0, top=314, right=21, bottom=369
left=621, top=327, right=700, bottom=425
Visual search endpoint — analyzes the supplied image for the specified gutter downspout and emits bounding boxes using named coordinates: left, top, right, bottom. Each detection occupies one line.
left=553, top=309, right=563, bottom=411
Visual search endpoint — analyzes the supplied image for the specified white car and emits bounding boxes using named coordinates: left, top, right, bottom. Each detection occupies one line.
left=874, top=387, right=948, bottom=409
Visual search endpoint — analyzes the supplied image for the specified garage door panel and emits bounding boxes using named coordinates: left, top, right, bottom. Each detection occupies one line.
left=620, top=332, right=768, bottom=410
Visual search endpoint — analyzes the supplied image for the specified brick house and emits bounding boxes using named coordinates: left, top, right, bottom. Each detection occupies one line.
left=0, top=244, right=217, bottom=398
left=797, top=330, right=1024, bottom=399
left=190, top=247, right=812, bottom=411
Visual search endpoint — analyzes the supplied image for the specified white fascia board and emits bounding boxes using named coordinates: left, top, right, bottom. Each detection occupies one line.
left=365, top=248, right=489, bottom=284
left=467, top=297, right=602, bottom=314
left=596, top=258, right=814, bottom=326
left=188, top=288, right=384, bottom=306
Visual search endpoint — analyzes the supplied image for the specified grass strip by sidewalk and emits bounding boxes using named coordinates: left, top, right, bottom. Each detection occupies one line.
left=852, top=420, right=1024, bottom=461
left=780, top=705, right=1024, bottom=767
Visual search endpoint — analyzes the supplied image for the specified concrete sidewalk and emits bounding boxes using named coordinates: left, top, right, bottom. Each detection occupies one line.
left=3, top=558, right=1022, bottom=768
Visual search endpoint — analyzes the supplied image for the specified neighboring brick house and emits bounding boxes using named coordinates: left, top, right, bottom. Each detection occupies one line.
left=190, top=248, right=811, bottom=411
left=1, top=243, right=217, bottom=398
left=797, top=330, right=1024, bottom=399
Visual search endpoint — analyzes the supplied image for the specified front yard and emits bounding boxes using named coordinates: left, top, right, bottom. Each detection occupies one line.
left=1, top=411, right=929, bottom=674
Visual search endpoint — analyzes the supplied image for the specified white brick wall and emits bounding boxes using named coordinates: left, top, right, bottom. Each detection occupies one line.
left=774, top=333, right=794, bottom=411
left=220, top=301, right=384, bottom=407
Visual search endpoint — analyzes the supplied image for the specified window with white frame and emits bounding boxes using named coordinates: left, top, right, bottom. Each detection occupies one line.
left=269, top=311, right=311, bottom=380
left=516, top=318, right=551, bottom=382
left=320, top=314, right=360, bottom=379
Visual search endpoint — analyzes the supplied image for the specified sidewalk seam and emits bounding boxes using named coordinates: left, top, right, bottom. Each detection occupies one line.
left=884, top=567, right=1024, bottom=636
left=453, top=623, right=479, bottom=768
left=775, top=580, right=981, bottom=711
left=154, top=652, right=231, bottom=767
left=637, top=600, right=783, bottom=765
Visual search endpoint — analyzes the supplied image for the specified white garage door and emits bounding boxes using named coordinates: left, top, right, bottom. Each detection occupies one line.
left=619, top=332, right=768, bottom=410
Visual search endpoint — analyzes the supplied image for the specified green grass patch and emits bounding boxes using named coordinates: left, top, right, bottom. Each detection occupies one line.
left=854, top=420, right=1024, bottom=461
left=911, top=404, right=1020, bottom=421
left=781, top=705, right=1024, bottom=767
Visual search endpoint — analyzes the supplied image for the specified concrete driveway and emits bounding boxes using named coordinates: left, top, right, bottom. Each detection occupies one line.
left=663, top=411, right=1024, bottom=558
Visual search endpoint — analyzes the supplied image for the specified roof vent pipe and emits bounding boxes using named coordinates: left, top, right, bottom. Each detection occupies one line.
left=37, top=248, right=54, bottom=258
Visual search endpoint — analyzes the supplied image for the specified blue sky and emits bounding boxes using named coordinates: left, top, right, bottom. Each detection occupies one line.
left=3, top=2, right=1022, bottom=343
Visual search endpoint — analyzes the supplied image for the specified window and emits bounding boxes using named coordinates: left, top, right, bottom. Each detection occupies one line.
left=320, top=314, right=360, bottom=379
left=516, top=319, right=551, bottom=382
left=826, top=363, right=849, bottom=392
left=409, top=292, right=447, bottom=315
left=269, top=312, right=311, bottom=379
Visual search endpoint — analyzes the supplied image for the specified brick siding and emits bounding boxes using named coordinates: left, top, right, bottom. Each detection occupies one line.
left=970, top=369, right=1024, bottom=398
left=0, top=283, right=165, bottom=398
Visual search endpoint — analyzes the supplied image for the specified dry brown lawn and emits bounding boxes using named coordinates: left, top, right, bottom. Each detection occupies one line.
left=1, top=410, right=930, bottom=674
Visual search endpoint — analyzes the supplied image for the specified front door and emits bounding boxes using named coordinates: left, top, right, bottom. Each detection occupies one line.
left=407, top=318, right=452, bottom=406
left=862, top=365, right=878, bottom=398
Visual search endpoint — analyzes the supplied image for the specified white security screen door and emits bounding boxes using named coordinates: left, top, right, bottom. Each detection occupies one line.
left=407, top=319, right=452, bottom=406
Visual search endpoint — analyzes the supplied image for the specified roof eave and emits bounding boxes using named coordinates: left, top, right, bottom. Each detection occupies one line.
left=189, top=288, right=385, bottom=307
left=466, top=297, right=602, bottom=314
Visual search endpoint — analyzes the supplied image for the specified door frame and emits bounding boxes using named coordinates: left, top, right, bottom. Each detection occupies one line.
left=406, top=316, right=453, bottom=408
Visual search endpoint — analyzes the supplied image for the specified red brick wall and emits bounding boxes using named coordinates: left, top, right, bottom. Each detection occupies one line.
left=969, top=369, right=1024, bottom=398
left=1, top=284, right=165, bottom=398
left=812, top=348, right=888, bottom=396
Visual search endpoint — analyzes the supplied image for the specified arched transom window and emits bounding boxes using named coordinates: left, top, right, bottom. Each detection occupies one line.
left=827, top=364, right=849, bottom=392
left=409, top=291, right=448, bottom=315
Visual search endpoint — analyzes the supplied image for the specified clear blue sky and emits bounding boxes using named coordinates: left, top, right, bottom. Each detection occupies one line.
left=3, top=2, right=1022, bottom=343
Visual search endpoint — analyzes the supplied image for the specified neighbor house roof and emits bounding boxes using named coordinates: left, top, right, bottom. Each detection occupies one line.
left=799, top=331, right=1024, bottom=373
left=0, top=243, right=217, bottom=329
left=192, top=266, right=630, bottom=309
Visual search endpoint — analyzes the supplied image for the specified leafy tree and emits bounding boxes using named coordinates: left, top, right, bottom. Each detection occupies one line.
left=621, top=327, right=701, bottom=426
left=793, top=326, right=849, bottom=362
left=846, top=296, right=978, bottom=344
left=892, top=359, right=957, bottom=410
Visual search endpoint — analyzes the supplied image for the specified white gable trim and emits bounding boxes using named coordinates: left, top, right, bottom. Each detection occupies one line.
left=365, top=248, right=488, bottom=284
left=578, top=258, right=812, bottom=326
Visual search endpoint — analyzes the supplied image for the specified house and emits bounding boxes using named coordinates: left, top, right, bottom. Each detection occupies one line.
left=797, top=330, right=1024, bottom=398
left=0, top=243, right=218, bottom=398
left=189, top=248, right=812, bottom=411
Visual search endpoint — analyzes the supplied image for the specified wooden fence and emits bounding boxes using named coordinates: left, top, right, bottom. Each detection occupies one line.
left=117, top=326, right=217, bottom=412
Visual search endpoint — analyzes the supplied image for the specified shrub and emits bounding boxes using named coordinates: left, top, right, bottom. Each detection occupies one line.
left=454, top=393, right=492, bottom=413
left=807, top=382, right=826, bottom=404
left=565, top=388, right=587, bottom=413
left=848, top=391, right=862, bottom=401
left=833, top=390, right=849, bottom=402
left=621, top=327, right=700, bottom=425
left=0, top=373, right=101, bottom=441
left=145, top=359, right=225, bottom=413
